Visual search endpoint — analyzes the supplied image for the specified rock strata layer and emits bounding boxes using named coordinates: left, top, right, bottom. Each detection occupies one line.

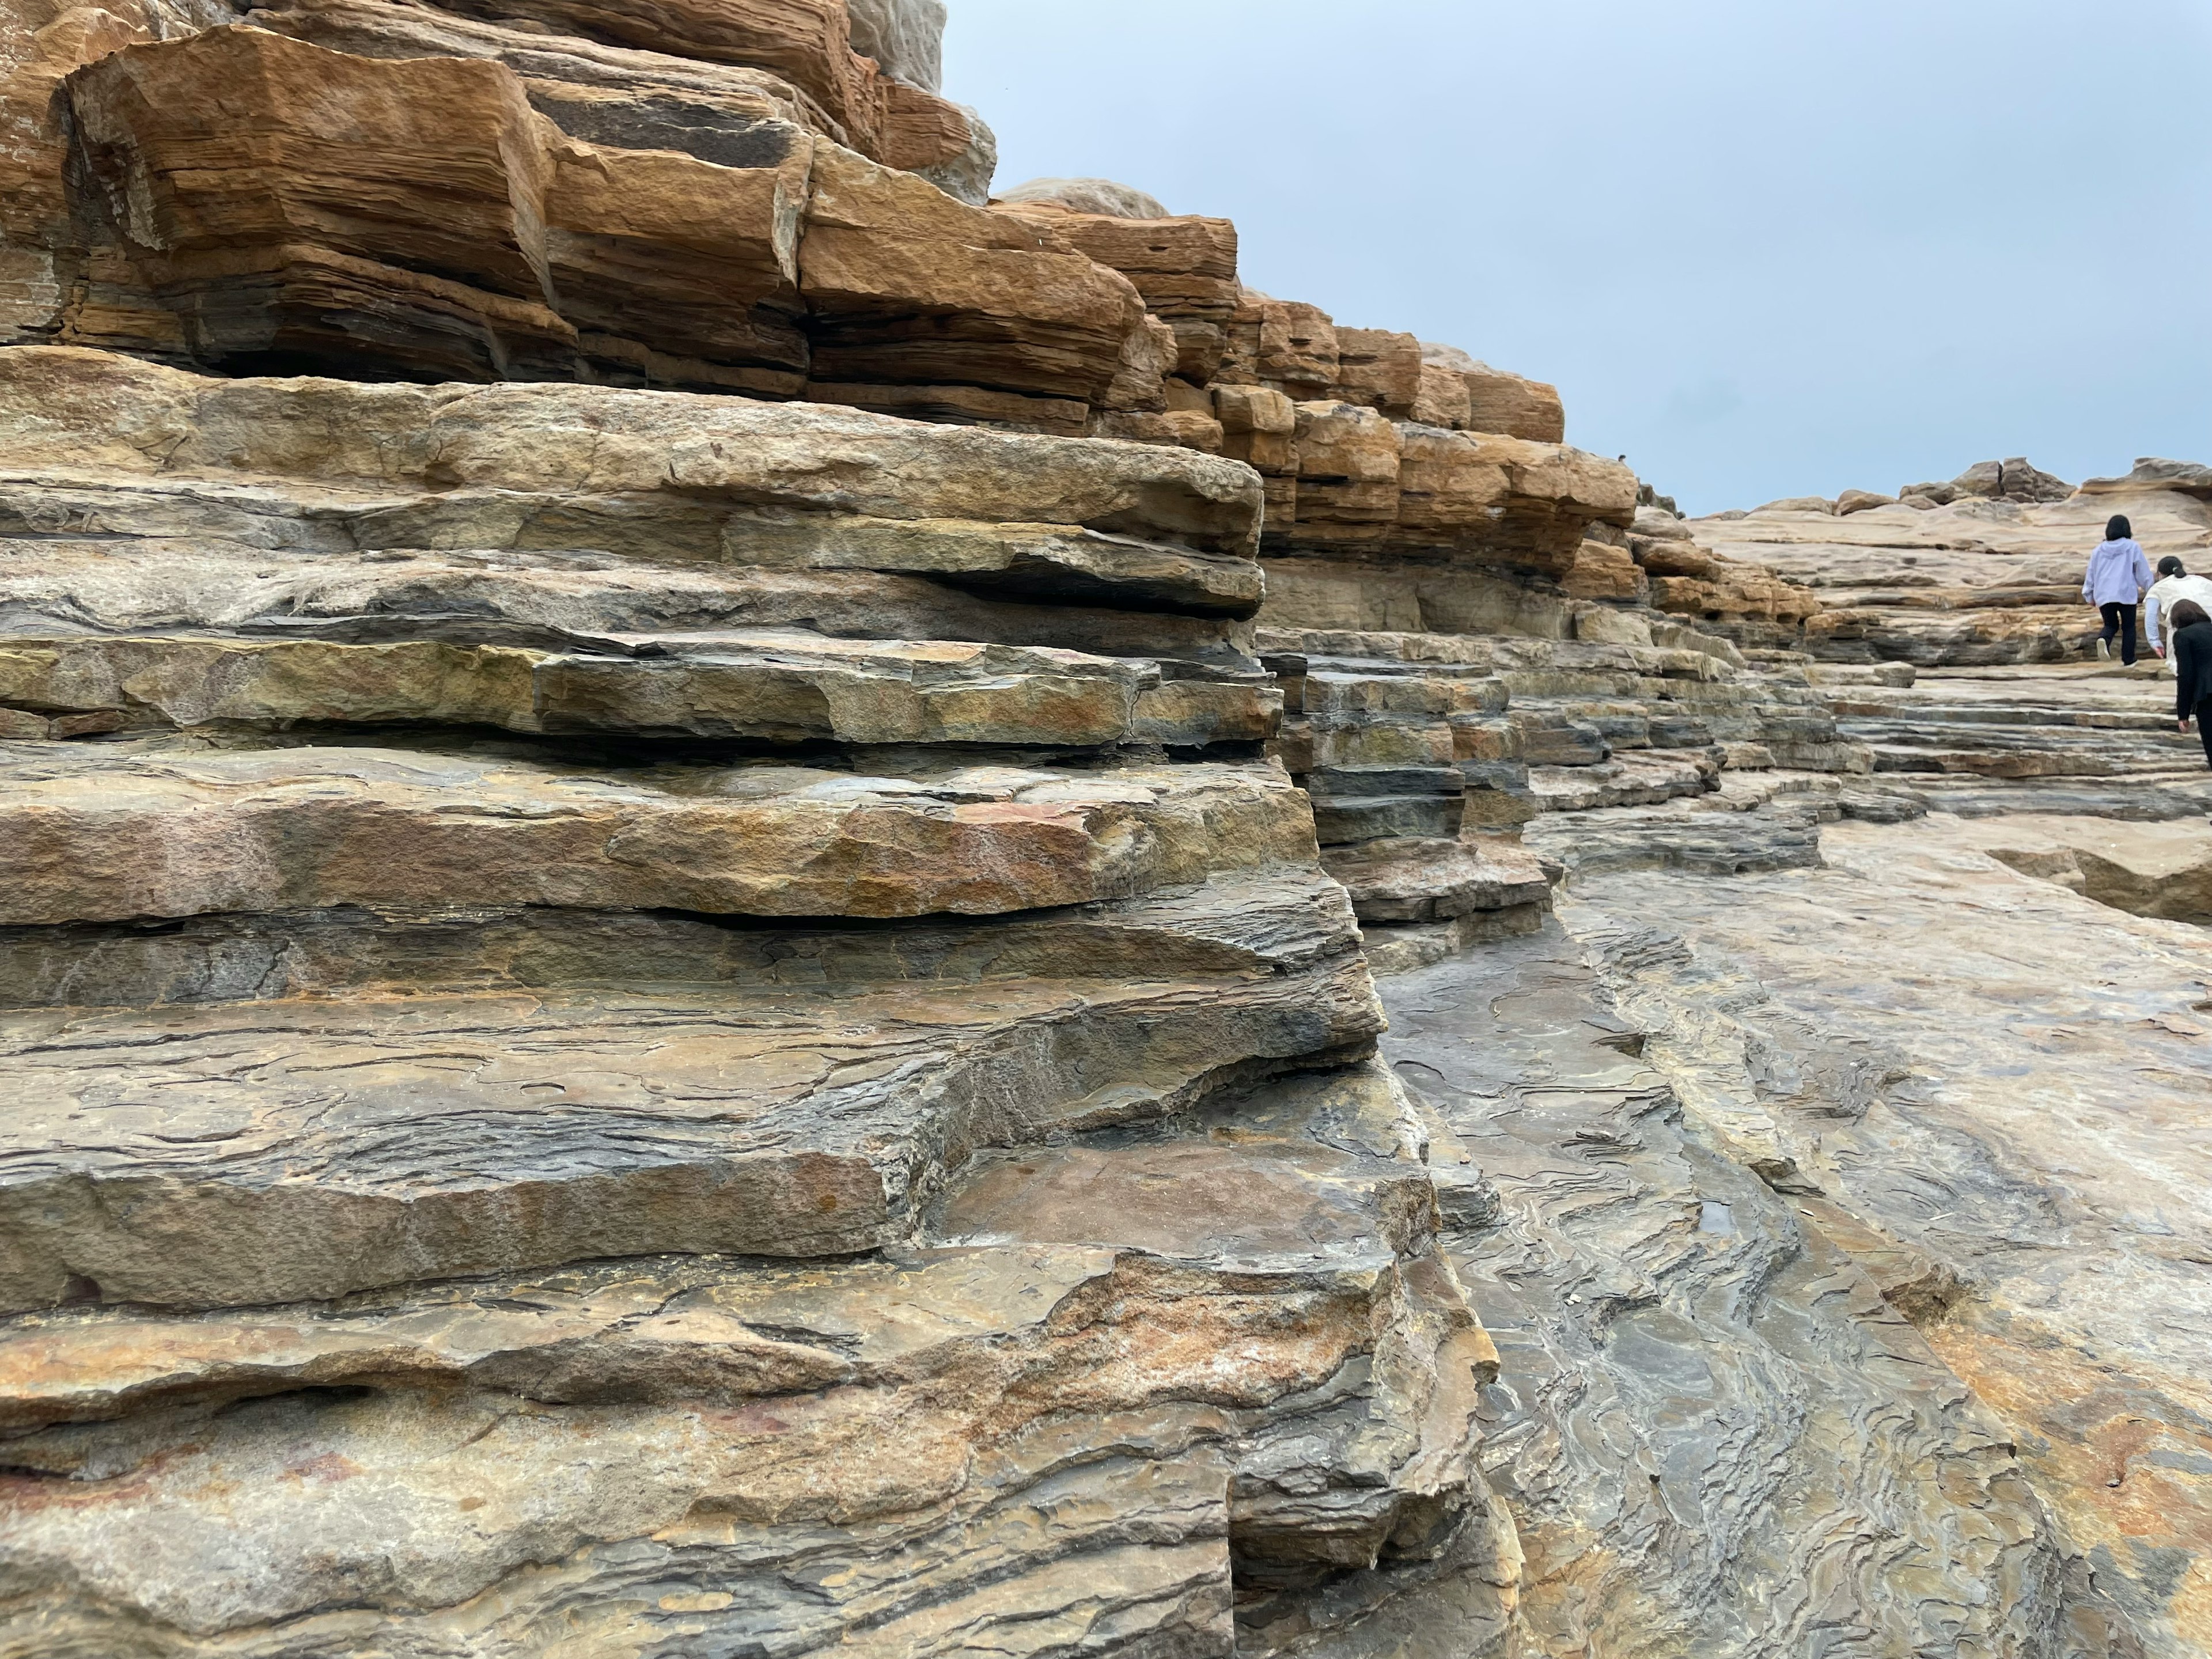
left=0, top=344, right=1519, bottom=1656
left=2, top=2, right=2204, bottom=1651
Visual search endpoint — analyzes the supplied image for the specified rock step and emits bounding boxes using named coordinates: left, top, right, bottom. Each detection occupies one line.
left=1320, top=838, right=1553, bottom=927
left=1525, top=752, right=1718, bottom=815
left=0, top=868, right=1365, bottom=1012
left=1831, top=697, right=2177, bottom=732
left=0, top=1063, right=1493, bottom=1655
left=1313, top=796, right=1465, bottom=846
left=0, top=631, right=1275, bottom=748
left=0, top=351, right=1265, bottom=560
left=0, top=913, right=1382, bottom=1312
left=1859, top=730, right=2200, bottom=778
left=0, top=478, right=1268, bottom=619
left=1525, top=801, right=1831, bottom=878
left=0, top=543, right=1259, bottom=666
left=1255, top=628, right=1737, bottom=683
left=0, top=743, right=1317, bottom=926
left=1881, top=771, right=2212, bottom=821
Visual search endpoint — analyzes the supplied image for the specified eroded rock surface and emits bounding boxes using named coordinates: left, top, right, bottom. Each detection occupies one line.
left=1380, top=921, right=2139, bottom=1656
left=1696, top=462, right=2212, bottom=666
left=1563, top=820, right=2212, bottom=1654
left=2, top=1, right=2205, bottom=1650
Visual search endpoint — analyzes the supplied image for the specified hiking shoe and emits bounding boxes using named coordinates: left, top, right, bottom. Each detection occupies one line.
left=2097, top=637, right=2112, bottom=660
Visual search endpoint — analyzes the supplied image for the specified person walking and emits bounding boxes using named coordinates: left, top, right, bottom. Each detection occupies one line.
left=2173, top=597, right=2212, bottom=768
left=2145, top=555, right=2212, bottom=672
left=2082, top=514, right=2155, bottom=665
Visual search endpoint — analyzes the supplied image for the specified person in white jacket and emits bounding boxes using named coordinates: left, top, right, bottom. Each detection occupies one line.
left=2145, top=556, right=2212, bottom=673
left=2082, top=514, right=2156, bottom=664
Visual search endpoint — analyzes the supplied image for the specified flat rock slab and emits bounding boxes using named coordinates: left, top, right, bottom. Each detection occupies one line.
left=1572, top=826, right=2212, bottom=1652
left=0, top=630, right=1276, bottom=747
left=1892, top=770, right=2212, bottom=820
left=1320, top=837, right=1552, bottom=926
left=1378, top=923, right=2124, bottom=1653
left=0, top=349, right=1264, bottom=556
left=0, top=934, right=1382, bottom=1310
left=0, top=541, right=1258, bottom=664
left=0, top=865, right=1367, bottom=1010
left=1526, top=798, right=1831, bottom=879
left=0, top=741, right=1316, bottom=925
left=1256, top=627, right=1737, bottom=684
left=929, top=1062, right=1438, bottom=1264
left=1525, top=751, right=1717, bottom=814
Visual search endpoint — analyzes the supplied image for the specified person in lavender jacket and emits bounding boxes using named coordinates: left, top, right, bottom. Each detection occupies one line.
left=2082, top=514, right=2156, bottom=665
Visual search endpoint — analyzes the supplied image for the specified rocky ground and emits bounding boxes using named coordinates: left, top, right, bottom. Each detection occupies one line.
left=0, top=0, right=2209, bottom=1653
left=1686, top=459, right=2212, bottom=666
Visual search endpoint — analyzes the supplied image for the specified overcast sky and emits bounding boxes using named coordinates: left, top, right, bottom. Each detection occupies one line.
left=943, top=1, right=2212, bottom=514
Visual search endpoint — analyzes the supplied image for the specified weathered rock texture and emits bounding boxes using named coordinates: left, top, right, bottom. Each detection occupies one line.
left=0, top=343, right=1524, bottom=1656
left=1558, top=820, right=2212, bottom=1656
left=1, top=2, right=2200, bottom=1652
left=1696, top=456, right=2212, bottom=666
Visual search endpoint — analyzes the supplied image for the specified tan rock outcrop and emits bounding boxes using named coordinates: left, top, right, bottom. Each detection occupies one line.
left=1, top=4, right=2186, bottom=1650
left=1696, top=467, right=2212, bottom=665
left=423, top=0, right=970, bottom=170
left=992, top=195, right=1239, bottom=384
left=7, top=20, right=1141, bottom=422
left=1419, top=340, right=1565, bottom=442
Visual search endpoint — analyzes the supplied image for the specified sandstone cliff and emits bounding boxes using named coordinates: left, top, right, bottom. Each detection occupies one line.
left=0, top=2, right=2201, bottom=1654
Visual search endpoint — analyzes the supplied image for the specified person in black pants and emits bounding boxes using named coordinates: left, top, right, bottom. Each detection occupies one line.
left=2171, top=598, right=2212, bottom=766
left=2082, top=513, right=2155, bottom=665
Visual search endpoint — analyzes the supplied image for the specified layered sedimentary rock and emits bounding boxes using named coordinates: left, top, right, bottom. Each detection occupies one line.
left=4, top=2, right=2203, bottom=1650
left=1380, top=922, right=2143, bottom=1656
left=5, top=5, right=1116, bottom=417
left=0, top=346, right=1523, bottom=1655
left=1695, top=456, right=2212, bottom=665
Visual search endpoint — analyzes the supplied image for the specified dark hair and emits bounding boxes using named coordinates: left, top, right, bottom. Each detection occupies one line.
left=2158, top=556, right=2186, bottom=577
left=2171, top=599, right=2211, bottom=631
left=2106, top=514, right=2134, bottom=542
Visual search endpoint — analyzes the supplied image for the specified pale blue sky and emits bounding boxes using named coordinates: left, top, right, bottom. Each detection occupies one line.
left=943, top=1, right=2212, bottom=514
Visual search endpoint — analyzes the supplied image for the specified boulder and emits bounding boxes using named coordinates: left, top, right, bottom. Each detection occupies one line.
left=1420, top=341, right=1566, bottom=442
left=1756, top=495, right=1835, bottom=514
left=995, top=175, right=1170, bottom=219
left=1634, top=503, right=1696, bottom=540
left=1951, top=456, right=2073, bottom=502
left=1836, top=488, right=1896, bottom=514
left=1563, top=538, right=1644, bottom=601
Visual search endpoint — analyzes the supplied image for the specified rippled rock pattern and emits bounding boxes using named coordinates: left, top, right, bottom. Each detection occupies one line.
left=3, top=1, right=2208, bottom=1652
